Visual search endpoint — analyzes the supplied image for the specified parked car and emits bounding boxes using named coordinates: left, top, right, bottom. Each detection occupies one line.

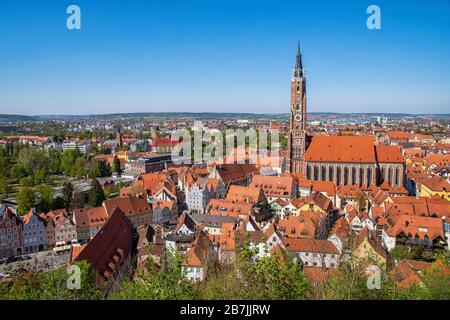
left=5, top=256, right=18, bottom=264
left=15, top=268, right=28, bottom=275
left=23, top=255, right=32, bottom=260
left=0, top=272, right=10, bottom=279
left=0, top=258, right=7, bottom=265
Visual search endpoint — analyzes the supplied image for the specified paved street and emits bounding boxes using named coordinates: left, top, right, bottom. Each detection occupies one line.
left=0, top=251, right=71, bottom=277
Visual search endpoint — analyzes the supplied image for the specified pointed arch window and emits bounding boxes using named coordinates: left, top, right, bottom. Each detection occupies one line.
left=360, top=168, right=365, bottom=186
left=352, top=167, right=357, bottom=185
left=344, top=167, right=350, bottom=185
left=381, top=167, right=386, bottom=183
left=388, top=167, right=393, bottom=187
left=321, top=166, right=327, bottom=181
left=329, top=167, right=334, bottom=182
left=395, top=167, right=401, bottom=187
left=367, top=168, right=373, bottom=185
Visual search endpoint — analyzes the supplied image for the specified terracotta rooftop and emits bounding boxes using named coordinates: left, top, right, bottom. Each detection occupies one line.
left=207, top=199, right=253, bottom=218
left=283, top=238, right=338, bottom=254
left=385, top=215, right=445, bottom=241
left=72, top=207, right=133, bottom=280
left=305, top=136, right=377, bottom=163
left=250, top=175, right=296, bottom=198
left=375, top=145, right=404, bottom=163
left=103, top=196, right=152, bottom=218
left=226, top=185, right=263, bottom=204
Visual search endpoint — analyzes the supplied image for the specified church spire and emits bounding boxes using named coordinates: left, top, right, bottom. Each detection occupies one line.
left=294, top=41, right=303, bottom=78
left=296, top=41, right=302, bottom=69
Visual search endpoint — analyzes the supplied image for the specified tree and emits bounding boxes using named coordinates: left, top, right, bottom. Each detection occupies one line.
left=72, top=157, right=87, bottom=178
left=0, top=261, right=101, bottom=300
left=112, top=156, right=121, bottom=174
left=89, top=160, right=111, bottom=178
left=52, top=196, right=66, bottom=210
left=0, top=154, right=11, bottom=178
left=19, top=176, right=34, bottom=187
left=33, top=168, right=47, bottom=185
left=88, top=179, right=105, bottom=207
left=11, top=164, right=27, bottom=182
left=16, top=187, right=36, bottom=215
left=317, top=260, right=391, bottom=300
left=36, top=185, right=54, bottom=213
left=48, top=148, right=62, bottom=174
left=434, top=250, right=450, bottom=266
left=0, top=176, right=12, bottom=198
left=71, top=191, right=87, bottom=210
left=17, top=147, right=48, bottom=176
left=60, top=149, right=78, bottom=176
left=196, top=240, right=308, bottom=300
left=110, top=249, right=198, bottom=300
left=393, top=262, right=450, bottom=300
left=61, top=182, right=73, bottom=209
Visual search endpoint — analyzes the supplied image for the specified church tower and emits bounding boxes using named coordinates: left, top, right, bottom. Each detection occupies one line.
left=287, top=42, right=307, bottom=174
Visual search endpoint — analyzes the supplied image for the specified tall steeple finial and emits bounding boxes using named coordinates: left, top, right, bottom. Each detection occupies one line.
left=294, top=41, right=303, bottom=78
left=296, top=41, right=302, bottom=68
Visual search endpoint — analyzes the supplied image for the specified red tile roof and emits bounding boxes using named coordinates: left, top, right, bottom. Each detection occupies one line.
left=283, top=238, right=338, bottom=254
left=74, top=206, right=108, bottom=228
left=73, top=207, right=133, bottom=280
left=103, top=196, right=152, bottom=218
left=250, top=175, right=296, bottom=198
left=305, top=136, right=377, bottom=163
left=385, top=215, right=445, bottom=241
left=182, top=232, right=211, bottom=267
left=375, top=145, right=404, bottom=163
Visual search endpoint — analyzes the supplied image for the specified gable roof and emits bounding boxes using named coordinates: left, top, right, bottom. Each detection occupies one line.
left=226, top=185, right=264, bottom=204
left=277, top=215, right=318, bottom=239
left=329, top=215, right=350, bottom=241
left=305, top=136, right=377, bottom=163
left=74, top=206, right=108, bottom=228
left=182, top=232, right=211, bottom=267
left=311, top=180, right=336, bottom=196
left=174, top=212, right=197, bottom=234
left=250, top=175, right=296, bottom=198
left=207, top=199, right=253, bottom=218
left=353, top=228, right=387, bottom=260
left=375, top=145, right=404, bottom=163
left=72, top=207, right=133, bottom=280
left=421, top=176, right=450, bottom=192
left=189, top=212, right=237, bottom=230
left=103, top=196, right=152, bottom=218
left=385, top=215, right=445, bottom=241
left=210, top=164, right=258, bottom=184
left=283, top=238, right=338, bottom=254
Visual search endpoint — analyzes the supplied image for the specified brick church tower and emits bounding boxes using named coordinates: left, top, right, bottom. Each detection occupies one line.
left=287, top=42, right=307, bottom=174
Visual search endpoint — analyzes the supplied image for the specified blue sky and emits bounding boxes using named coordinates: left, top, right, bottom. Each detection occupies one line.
left=0, top=0, right=449, bottom=115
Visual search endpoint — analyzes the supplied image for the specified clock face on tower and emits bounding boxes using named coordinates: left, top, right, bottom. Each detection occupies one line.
left=295, top=114, right=302, bottom=122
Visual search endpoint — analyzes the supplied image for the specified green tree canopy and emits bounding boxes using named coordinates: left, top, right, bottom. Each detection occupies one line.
left=16, top=187, right=36, bottom=215
left=88, top=178, right=105, bottom=207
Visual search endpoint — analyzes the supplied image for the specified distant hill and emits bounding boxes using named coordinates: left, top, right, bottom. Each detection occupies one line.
left=0, top=114, right=39, bottom=122
left=0, top=112, right=449, bottom=122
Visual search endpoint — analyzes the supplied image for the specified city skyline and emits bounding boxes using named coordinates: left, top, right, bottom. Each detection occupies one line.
left=0, top=0, right=449, bottom=115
